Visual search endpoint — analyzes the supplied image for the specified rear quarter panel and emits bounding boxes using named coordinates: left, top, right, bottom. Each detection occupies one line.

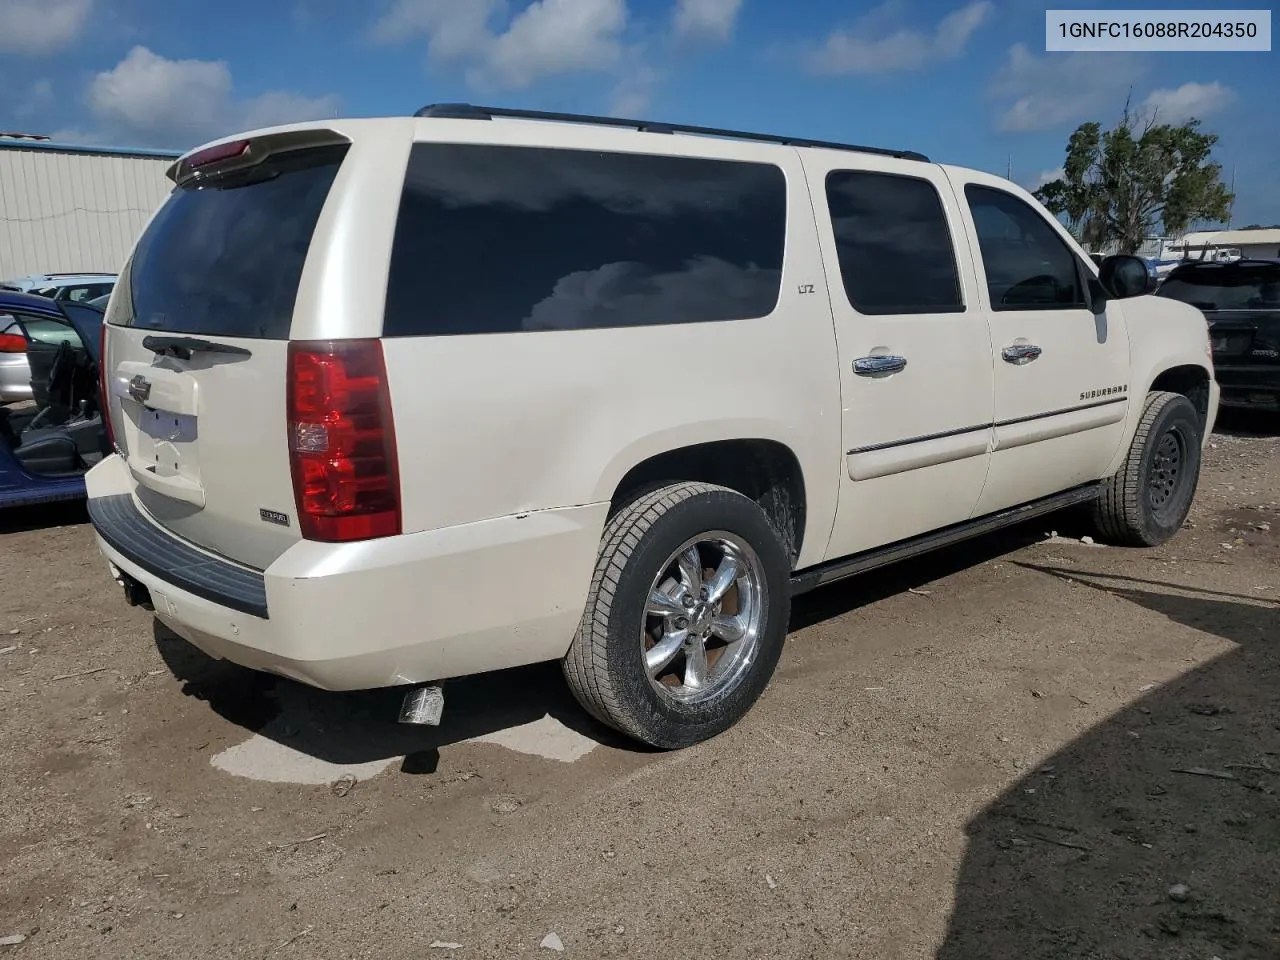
left=380, top=123, right=842, bottom=569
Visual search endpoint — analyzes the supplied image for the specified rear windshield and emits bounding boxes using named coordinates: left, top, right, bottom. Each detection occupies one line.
left=1159, top=263, right=1280, bottom=311
left=115, top=145, right=348, bottom=339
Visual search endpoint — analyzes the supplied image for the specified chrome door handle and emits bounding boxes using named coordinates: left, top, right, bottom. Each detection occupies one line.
left=1002, top=343, right=1043, bottom=365
left=853, top=355, right=907, bottom=376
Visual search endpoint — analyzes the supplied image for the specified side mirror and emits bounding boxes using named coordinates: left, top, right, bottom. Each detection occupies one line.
left=1099, top=254, right=1150, bottom=300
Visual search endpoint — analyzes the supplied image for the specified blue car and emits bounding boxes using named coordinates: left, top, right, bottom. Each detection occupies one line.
left=0, top=291, right=106, bottom=508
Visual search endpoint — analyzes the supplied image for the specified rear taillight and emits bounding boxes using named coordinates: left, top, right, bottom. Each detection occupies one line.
left=0, top=333, right=26, bottom=353
left=99, top=323, right=115, bottom=449
left=287, top=340, right=400, bottom=542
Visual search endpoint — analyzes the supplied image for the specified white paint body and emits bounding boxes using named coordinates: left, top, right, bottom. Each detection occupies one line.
left=87, top=115, right=1218, bottom=691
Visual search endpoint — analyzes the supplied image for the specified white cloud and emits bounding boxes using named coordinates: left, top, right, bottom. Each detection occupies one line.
left=371, top=0, right=628, bottom=89
left=1031, top=167, right=1064, bottom=189
left=0, top=0, right=92, bottom=55
left=672, top=0, right=742, bottom=44
left=1142, top=81, right=1235, bottom=124
left=806, top=0, right=992, bottom=75
left=524, top=257, right=779, bottom=331
left=991, top=43, right=1144, bottom=132
left=85, top=46, right=340, bottom=149
left=485, top=0, right=627, bottom=88
left=610, top=63, right=660, bottom=116
left=370, top=0, right=503, bottom=61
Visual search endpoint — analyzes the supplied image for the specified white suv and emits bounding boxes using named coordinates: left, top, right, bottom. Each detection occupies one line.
left=88, top=105, right=1218, bottom=748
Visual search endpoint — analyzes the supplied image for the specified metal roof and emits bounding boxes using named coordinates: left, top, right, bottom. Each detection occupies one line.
left=0, top=139, right=181, bottom=160
left=1175, top=228, right=1280, bottom=247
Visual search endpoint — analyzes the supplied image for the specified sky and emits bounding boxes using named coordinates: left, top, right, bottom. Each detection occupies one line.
left=1, top=0, right=1277, bottom=226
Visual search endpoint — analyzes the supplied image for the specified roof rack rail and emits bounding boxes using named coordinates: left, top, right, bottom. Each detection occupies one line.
left=414, top=103, right=929, bottom=163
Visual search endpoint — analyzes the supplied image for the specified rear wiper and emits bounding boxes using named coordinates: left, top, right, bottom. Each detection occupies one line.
left=142, top=335, right=252, bottom=361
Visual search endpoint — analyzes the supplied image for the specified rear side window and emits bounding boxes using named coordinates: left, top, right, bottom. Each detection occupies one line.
left=825, top=171, right=963, bottom=315
left=1159, top=263, right=1280, bottom=311
left=116, top=145, right=348, bottom=339
left=964, top=185, right=1086, bottom=311
left=382, top=144, right=786, bottom=336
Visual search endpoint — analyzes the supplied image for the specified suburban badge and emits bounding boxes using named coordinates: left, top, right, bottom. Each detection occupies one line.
left=259, top=508, right=290, bottom=527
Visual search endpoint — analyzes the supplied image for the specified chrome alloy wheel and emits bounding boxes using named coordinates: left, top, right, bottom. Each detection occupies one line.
left=641, top=531, right=765, bottom=704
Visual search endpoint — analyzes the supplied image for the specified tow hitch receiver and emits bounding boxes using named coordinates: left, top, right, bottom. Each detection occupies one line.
left=112, top=565, right=153, bottom=610
left=399, top=684, right=445, bottom=726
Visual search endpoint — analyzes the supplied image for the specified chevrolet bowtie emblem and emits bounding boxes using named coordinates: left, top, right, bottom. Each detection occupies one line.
left=128, top=374, right=152, bottom=404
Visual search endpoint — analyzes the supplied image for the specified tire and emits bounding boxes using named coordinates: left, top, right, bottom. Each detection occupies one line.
left=1091, top=391, right=1203, bottom=547
left=563, top=482, right=791, bottom=749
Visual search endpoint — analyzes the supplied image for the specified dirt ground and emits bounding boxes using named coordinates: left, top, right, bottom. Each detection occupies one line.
left=1, top=414, right=1277, bottom=960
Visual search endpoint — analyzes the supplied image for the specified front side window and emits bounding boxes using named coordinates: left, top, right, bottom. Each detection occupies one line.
left=825, top=170, right=963, bottom=315
left=383, top=144, right=787, bottom=336
left=965, top=185, right=1086, bottom=311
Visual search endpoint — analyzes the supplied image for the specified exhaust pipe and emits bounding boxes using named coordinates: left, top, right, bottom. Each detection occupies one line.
left=399, top=684, right=445, bottom=726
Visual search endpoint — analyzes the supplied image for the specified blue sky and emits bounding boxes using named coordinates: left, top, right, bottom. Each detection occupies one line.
left=2, top=0, right=1277, bottom=224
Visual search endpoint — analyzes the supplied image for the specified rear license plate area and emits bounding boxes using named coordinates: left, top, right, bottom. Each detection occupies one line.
left=1212, top=334, right=1251, bottom=356
left=137, top=408, right=198, bottom=475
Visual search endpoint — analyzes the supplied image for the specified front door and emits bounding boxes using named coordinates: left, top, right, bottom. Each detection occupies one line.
left=948, top=172, right=1132, bottom=515
left=804, top=155, right=995, bottom=562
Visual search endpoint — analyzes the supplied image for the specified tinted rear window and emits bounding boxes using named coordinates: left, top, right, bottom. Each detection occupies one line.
left=383, top=144, right=786, bottom=336
left=825, top=171, right=963, bottom=315
left=117, top=145, right=348, bottom=339
left=1159, top=263, right=1280, bottom=311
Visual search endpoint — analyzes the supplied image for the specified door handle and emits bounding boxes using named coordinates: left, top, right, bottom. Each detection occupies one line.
left=853, top=355, right=907, bottom=376
left=1002, top=343, right=1043, bottom=365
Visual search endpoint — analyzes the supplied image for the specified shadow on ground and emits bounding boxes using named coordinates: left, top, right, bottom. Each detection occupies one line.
left=0, top=499, right=87, bottom=534
left=937, top=567, right=1280, bottom=960
left=153, top=513, right=1065, bottom=773
left=150, top=510, right=1083, bottom=775
left=1214, top=407, right=1280, bottom=438
left=154, top=622, right=641, bottom=774
left=790, top=519, right=1059, bottom=631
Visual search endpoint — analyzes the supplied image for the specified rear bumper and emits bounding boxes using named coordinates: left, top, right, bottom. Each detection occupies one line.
left=86, top=455, right=608, bottom=690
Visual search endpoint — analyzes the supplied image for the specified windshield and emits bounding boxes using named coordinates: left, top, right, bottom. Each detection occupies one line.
left=114, top=144, right=348, bottom=339
left=1158, top=262, right=1280, bottom=311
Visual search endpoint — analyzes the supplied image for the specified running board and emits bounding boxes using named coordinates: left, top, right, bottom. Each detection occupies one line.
left=790, top=482, right=1103, bottom=595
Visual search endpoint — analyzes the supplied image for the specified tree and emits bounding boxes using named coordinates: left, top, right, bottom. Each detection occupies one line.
left=1033, top=105, right=1234, bottom=254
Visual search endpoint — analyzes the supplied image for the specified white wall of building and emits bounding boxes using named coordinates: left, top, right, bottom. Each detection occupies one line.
left=1172, top=228, right=1280, bottom=261
left=0, top=143, right=178, bottom=280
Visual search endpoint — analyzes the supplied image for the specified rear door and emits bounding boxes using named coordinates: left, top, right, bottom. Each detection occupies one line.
left=803, top=154, right=995, bottom=561
left=101, top=138, right=352, bottom=570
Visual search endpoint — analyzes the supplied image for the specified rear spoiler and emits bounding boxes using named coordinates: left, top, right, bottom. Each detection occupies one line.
left=166, top=129, right=350, bottom=186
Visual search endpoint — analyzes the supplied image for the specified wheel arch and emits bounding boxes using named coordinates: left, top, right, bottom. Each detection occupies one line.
left=603, top=437, right=810, bottom=568
left=1103, top=350, right=1215, bottom=479
left=1149, top=364, right=1213, bottom=432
